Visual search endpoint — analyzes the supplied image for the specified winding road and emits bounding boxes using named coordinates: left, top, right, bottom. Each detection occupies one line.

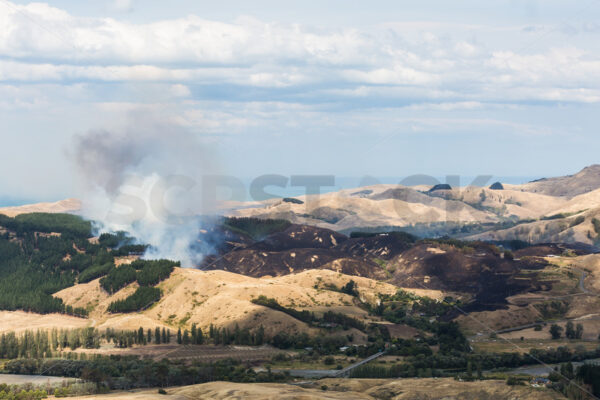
left=507, top=358, right=600, bottom=377
left=334, top=351, right=387, bottom=377
left=576, top=268, right=589, bottom=294
left=275, top=351, right=387, bottom=379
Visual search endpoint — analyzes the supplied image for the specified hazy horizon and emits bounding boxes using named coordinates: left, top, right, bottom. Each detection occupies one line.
left=0, top=174, right=549, bottom=207
left=1, top=0, right=599, bottom=202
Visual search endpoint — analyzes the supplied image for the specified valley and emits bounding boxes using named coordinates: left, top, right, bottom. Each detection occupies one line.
left=1, top=167, right=600, bottom=398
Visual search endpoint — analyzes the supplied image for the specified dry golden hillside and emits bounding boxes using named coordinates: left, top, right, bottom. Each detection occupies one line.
left=226, top=184, right=501, bottom=231
left=431, top=185, right=566, bottom=219
left=468, top=207, right=600, bottom=245
left=3, top=166, right=599, bottom=248
left=221, top=166, right=600, bottom=245
left=74, top=378, right=563, bottom=400
left=2, top=167, right=599, bottom=246
left=0, top=198, right=81, bottom=217
left=546, top=187, right=600, bottom=214
left=457, top=304, right=542, bottom=334
left=55, top=278, right=139, bottom=316
left=225, top=182, right=584, bottom=233
left=54, top=268, right=420, bottom=337
left=514, top=164, right=600, bottom=197
left=0, top=310, right=89, bottom=333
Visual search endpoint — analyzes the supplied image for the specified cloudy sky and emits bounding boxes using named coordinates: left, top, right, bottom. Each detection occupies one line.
left=1, top=0, right=600, bottom=203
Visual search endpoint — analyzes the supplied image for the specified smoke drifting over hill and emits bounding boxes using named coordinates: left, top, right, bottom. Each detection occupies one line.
left=71, top=116, right=217, bottom=267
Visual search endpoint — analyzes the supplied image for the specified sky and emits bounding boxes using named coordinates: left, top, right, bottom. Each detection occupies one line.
left=1, top=0, right=600, bottom=203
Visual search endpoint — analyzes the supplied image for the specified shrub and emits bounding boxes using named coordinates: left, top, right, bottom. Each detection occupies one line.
left=282, top=197, right=304, bottom=204
left=536, top=300, right=569, bottom=320
left=98, top=232, right=129, bottom=248
left=593, top=218, right=600, bottom=234
left=506, top=376, right=524, bottom=386
left=222, top=217, right=291, bottom=240
left=251, top=296, right=316, bottom=324
left=271, top=353, right=290, bottom=362
left=100, top=265, right=136, bottom=294
left=341, top=280, right=358, bottom=296
left=428, top=184, right=452, bottom=192
left=54, top=387, right=70, bottom=397
left=107, top=287, right=161, bottom=313
left=570, top=216, right=585, bottom=227
left=13, top=213, right=92, bottom=237
left=550, top=324, right=563, bottom=340
left=79, top=263, right=114, bottom=284
left=542, top=213, right=569, bottom=221
left=134, top=259, right=177, bottom=286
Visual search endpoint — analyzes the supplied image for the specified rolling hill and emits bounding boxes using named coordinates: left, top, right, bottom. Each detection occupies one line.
left=513, top=164, right=600, bottom=197
left=0, top=207, right=599, bottom=398
left=89, top=378, right=563, bottom=400
left=0, top=198, right=81, bottom=217
left=5, top=165, right=600, bottom=248
left=225, top=165, right=600, bottom=247
left=54, top=267, right=402, bottom=338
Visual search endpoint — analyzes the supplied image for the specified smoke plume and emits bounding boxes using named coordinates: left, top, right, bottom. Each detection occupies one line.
left=71, top=115, right=218, bottom=267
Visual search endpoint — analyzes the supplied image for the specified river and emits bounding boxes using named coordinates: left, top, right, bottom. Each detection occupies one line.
left=507, top=358, right=600, bottom=376
left=0, top=374, right=77, bottom=385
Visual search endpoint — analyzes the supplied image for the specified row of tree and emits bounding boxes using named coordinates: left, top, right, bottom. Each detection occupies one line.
left=351, top=346, right=600, bottom=379
left=0, top=387, right=48, bottom=400
left=104, top=327, right=172, bottom=347
left=0, top=328, right=100, bottom=359
left=0, top=213, right=92, bottom=238
left=99, top=259, right=178, bottom=295
left=107, top=287, right=161, bottom=313
left=251, top=295, right=368, bottom=332
left=0, top=326, right=179, bottom=359
left=550, top=322, right=584, bottom=339
left=206, top=324, right=264, bottom=346
left=4, top=357, right=288, bottom=390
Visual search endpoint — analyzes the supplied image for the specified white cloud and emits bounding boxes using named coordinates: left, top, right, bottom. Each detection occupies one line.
left=169, top=84, right=190, bottom=97
left=404, top=101, right=484, bottom=111
left=342, top=65, right=437, bottom=85
left=0, top=0, right=598, bottom=108
left=488, top=48, right=600, bottom=86
left=111, top=0, right=134, bottom=12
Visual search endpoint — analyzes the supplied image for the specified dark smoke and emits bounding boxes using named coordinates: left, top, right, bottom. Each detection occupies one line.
left=70, top=114, right=219, bottom=267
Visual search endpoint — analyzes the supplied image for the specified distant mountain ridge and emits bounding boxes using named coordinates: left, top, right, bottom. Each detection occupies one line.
left=227, top=165, right=600, bottom=247
left=4, top=166, right=600, bottom=247
left=0, top=198, right=81, bottom=217
left=516, top=164, right=600, bottom=197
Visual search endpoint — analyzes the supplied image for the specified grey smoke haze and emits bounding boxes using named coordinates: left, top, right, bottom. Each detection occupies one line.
left=73, top=118, right=215, bottom=195
left=71, top=115, right=218, bottom=267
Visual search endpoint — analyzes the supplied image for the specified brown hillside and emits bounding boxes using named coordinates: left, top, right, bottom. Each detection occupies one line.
left=55, top=268, right=401, bottom=337
left=0, top=198, right=81, bottom=217
left=81, top=378, right=562, bottom=400
left=387, top=242, right=548, bottom=310
left=0, top=310, right=89, bottom=333
left=515, top=164, right=600, bottom=197
left=468, top=207, right=600, bottom=246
